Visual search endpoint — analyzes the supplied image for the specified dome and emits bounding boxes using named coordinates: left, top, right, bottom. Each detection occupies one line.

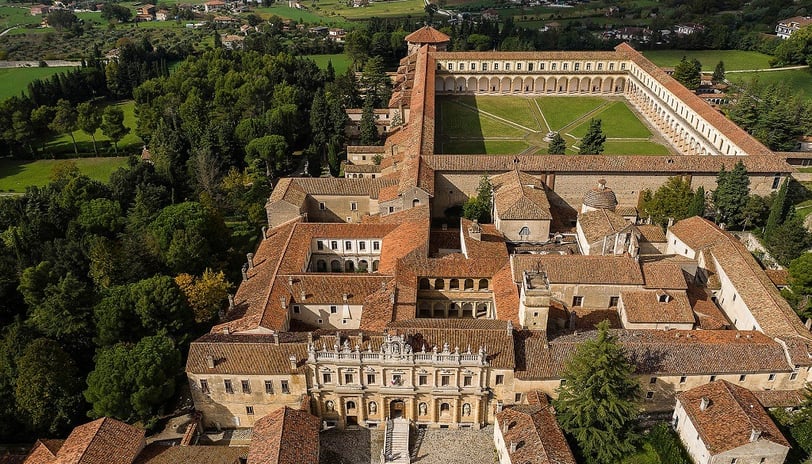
left=582, top=179, right=617, bottom=211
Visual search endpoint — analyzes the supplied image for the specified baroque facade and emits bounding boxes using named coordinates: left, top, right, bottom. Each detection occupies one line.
left=186, top=27, right=812, bottom=432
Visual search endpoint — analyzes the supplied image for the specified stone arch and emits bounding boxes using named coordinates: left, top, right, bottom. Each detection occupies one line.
left=455, top=76, right=466, bottom=92
left=479, top=76, right=488, bottom=92
left=345, top=260, right=355, bottom=272
left=420, top=278, right=430, bottom=289
left=418, top=302, right=430, bottom=317
left=568, top=77, right=579, bottom=92
left=501, top=77, right=511, bottom=92
left=464, top=279, right=474, bottom=290
left=556, top=76, right=567, bottom=92
left=467, top=76, right=477, bottom=91
left=579, top=76, right=590, bottom=92
left=546, top=76, right=556, bottom=92
left=346, top=400, right=357, bottom=410
left=615, top=77, right=626, bottom=92
left=490, top=76, right=500, bottom=92
left=445, top=76, right=455, bottom=92
left=434, top=278, right=445, bottom=290
left=440, top=402, right=451, bottom=417
left=478, top=278, right=489, bottom=290
left=512, top=76, right=522, bottom=92
left=591, top=77, right=602, bottom=92
left=535, top=76, right=545, bottom=92
left=372, top=260, right=379, bottom=272
left=449, top=278, right=459, bottom=290
left=435, top=77, right=445, bottom=92
left=358, top=260, right=369, bottom=272
left=476, top=303, right=489, bottom=318
left=331, top=260, right=342, bottom=272
left=316, top=259, right=327, bottom=272
left=523, top=76, right=534, bottom=92
left=433, top=302, right=445, bottom=318
left=462, top=303, right=473, bottom=318
left=602, top=77, right=614, bottom=92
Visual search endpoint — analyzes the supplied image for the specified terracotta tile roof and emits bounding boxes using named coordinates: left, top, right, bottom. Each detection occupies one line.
left=134, top=445, right=248, bottom=464
left=637, top=224, right=666, bottom=242
left=753, top=389, right=809, bottom=408
left=460, top=219, right=510, bottom=261
left=516, top=329, right=792, bottom=380
left=377, top=183, right=400, bottom=202
left=22, top=440, right=62, bottom=464
left=422, top=154, right=791, bottom=174
left=344, top=164, right=381, bottom=173
left=511, top=254, right=644, bottom=285
left=616, top=43, right=773, bottom=156
left=433, top=50, right=618, bottom=61
left=405, top=26, right=450, bottom=44
left=347, top=145, right=386, bottom=154
left=615, top=205, right=638, bottom=217
left=186, top=334, right=308, bottom=375
left=577, top=209, right=630, bottom=244
left=620, top=290, right=695, bottom=325
left=764, top=269, right=788, bottom=287
left=687, top=284, right=730, bottom=330
left=491, top=170, right=552, bottom=221
left=267, top=177, right=307, bottom=209
left=36, top=418, right=145, bottom=464
left=248, top=407, right=320, bottom=464
left=642, top=261, right=689, bottom=289
left=280, top=275, right=392, bottom=305
left=496, top=396, right=576, bottom=464
left=493, top=261, right=521, bottom=325
left=670, top=217, right=812, bottom=346
left=287, top=177, right=397, bottom=199
left=677, top=380, right=789, bottom=454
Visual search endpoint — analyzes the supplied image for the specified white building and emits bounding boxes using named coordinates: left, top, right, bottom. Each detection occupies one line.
left=776, top=16, right=812, bottom=39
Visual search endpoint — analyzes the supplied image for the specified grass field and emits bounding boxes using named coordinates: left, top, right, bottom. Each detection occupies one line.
left=310, top=0, right=425, bottom=19
left=46, top=100, right=143, bottom=156
left=0, top=66, right=76, bottom=101
left=642, top=49, right=773, bottom=71
left=305, top=53, right=352, bottom=75
left=0, top=157, right=129, bottom=192
left=435, top=95, right=670, bottom=156
left=0, top=5, right=43, bottom=29
left=728, top=68, right=812, bottom=100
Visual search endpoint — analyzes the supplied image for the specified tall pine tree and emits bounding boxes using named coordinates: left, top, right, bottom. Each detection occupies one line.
left=554, top=320, right=640, bottom=464
left=712, top=161, right=750, bottom=228
left=579, top=119, right=606, bottom=155
left=548, top=132, right=567, bottom=154
left=765, top=177, right=789, bottom=238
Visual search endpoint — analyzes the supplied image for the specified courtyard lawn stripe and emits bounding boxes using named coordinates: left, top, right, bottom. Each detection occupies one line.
left=535, top=96, right=606, bottom=132
left=568, top=101, right=652, bottom=139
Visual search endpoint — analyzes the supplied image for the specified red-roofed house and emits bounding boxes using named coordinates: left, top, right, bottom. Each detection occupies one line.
left=23, top=418, right=145, bottom=464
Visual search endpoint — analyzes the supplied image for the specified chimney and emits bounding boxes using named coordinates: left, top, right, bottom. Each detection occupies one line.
left=342, top=293, right=349, bottom=302
left=289, top=354, right=298, bottom=371
left=247, top=253, right=255, bottom=269
left=806, top=318, right=812, bottom=330
left=699, top=397, right=709, bottom=411
left=280, top=296, right=287, bottom=309
left=227, top=294, right=235, bottom=311
left=507, top=320, right=513, bottom=334
left=261, top=226, right=268, bottom=239
left=288, top=276, right=293, bottom=286
left=300, top=290, right=306, bottom=301
left=750, top=429, right=761, bottom=442
left=468, top=219, right=482, bottom=241
left=272, top=332, right=279, bottom=345
left=509, top=442, right=517, bottom=453
left=205, top=355, right=215, bottom=369
left=597, top=179, right=607, bottom=190
left=241, top=264, right=249, bottom=281
left=222, top=327, right=229, bottom=335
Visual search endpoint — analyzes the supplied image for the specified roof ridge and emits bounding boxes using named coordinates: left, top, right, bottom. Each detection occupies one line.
left=73, top=417, right=106, bottom=463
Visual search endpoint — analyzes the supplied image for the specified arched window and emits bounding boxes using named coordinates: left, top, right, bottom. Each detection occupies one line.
left=440, top=403, right=451, bottom=417
left=419, top=278, right=430, bottom=289
left=358, top=260, right=369, bottom=272
left=449, top=279, right=459, bottom=290
left=346, top=401, right=356, bottom=410
left=345, top=261, right=355, bottom=272
left=372, top=260, right=379, bottom=272
left=368, top=402, right=377, bottom=414
left=518, top=226, right=530, bottom=237
left=331, top=260, right=341, bottom=272
left=412, top=198, right=420, bottom=207
left=434, top=279, right=444, bottom=290
left=316, top=260, right=327, bottom=272
left=478, top=279, right=489, bottom=291
left=464, top=279, right=474, bottom=290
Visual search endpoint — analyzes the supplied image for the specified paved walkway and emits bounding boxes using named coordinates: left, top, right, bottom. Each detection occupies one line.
left=726, top=65, right=809, bottom=73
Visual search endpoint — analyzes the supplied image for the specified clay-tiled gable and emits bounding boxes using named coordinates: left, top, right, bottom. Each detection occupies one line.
left=577, top=209, right=631, bottom=243
left=404, top=26, right=450, bottom=44
left=248, top=407, right=319, bottom=464
left=289, top=177, right=397, bottom=199
left=636, top=224, right=666, bottom=243
left=517, top=329, right=792, bottom=380
left=512, top=254, right=644, bottom=286
left=268, top=178, right=307, bottom=209
left=753, top=389, right=809, bottom=408
left=620, top=290, right=694, bottom=324
left=677, top=380, right=789, bottom=454
left=359, top=280, right=397, bottom=331
left=134, top=445, right=247, bottom=464
left=496, top=394, right=576, bottom=464
left=282, top=275, right=393, bottom=304
left=37, top=418, right=145, bottom=464
left=493, top=261, right=520, bottom=325
left=764, top=269, right=788, bottom=287
left=642, top=261, right=689, bottom=289
left=491, top=170, right=552, bottom=221
left=668, top=216, right=726, bottom=251
left=347, top=145, right=386, bottom=155
left=186, top=334, right=308, bottom=375
left=687, top=284, right=729, bottom=330
left=422, top=154, right=790, bottom=174
left=616, top=43, right=773, bottom=156
left=460, top=218, right=510, bottom=261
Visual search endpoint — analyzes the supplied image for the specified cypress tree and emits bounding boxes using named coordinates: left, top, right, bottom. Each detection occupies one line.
left=548, top=132, right=567, bottom=154
left=579, top=119, right=606, bottom=155
left=688, top=185, right=706, bottom=218
left=765, top=177, right=789, bottom=238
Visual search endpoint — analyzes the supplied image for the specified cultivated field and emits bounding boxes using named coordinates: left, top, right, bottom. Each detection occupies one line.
left=306, top=53, right=352, bottom=75
left=728, top=68, right=812, bottom=100
left=434, top=95, right=671, bottom=155
left=0, top=66, right=76, bottom=101
left=0, top=157, right=128, bottom=192
left=642, top=49, right=773, bottom=71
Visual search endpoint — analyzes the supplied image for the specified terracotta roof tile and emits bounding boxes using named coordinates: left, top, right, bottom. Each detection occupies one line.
left=642, top=261, right=689, bottom=289
left=268, top=178, right=307, bottom=209
left=491, top=170, right=552, bottom=220
left=752, top=389, right=808, bottom=408
left=248, top=407, right=320, bottom=464
left=405, top=26, right=450, bottom=44
left=38, top=418, right=145, bottom=464
left=511, top=254, right=644, bottom=285
left=677, top=380, right=789, bottom=454
left=186, top=334, right=308, bottom=375
left=433, top=50, right=618, bottom=61
left=620, top=290, right=695, bottom=325
left=22, top=440, right=62, bottom=464
left=577, top=209, right=630, bottom=244
left=496, top=396, right=576, bottom=464
left=637, top=224, right=666, bottom=242
left=134, top=445, right=248, bottom=464
left=288, top=177, right=397, bottom=199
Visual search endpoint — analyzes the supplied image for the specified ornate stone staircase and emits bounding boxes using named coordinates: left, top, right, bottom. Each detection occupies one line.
left=381, top=417, right=410, bottom=464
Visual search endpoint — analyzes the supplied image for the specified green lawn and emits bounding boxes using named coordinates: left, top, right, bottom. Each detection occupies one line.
left=305, top=53, right=351, bottom=75
left=0, top=157, right=129, bottom=192
left=535, top=96, right=606, bottom=132
left=0, top=66, right=76, bottom=101
left=46, top=101, right=143, bottom=156
left=255, top=5, right=346, bottom=25
left=310, top=0, right=425, bottom=19
left=0, top=5, right=43, bottom=29
left=436, top=97, right=528, bottom=139
left=621, top=442, right=661, bottom=464
left=466, top=95, right=541, bottom=131
left=728, top=68, right=812, bottom=100
left=642, top=49, right=773, bottom=71
left=568, top=101, right=652, bottom=139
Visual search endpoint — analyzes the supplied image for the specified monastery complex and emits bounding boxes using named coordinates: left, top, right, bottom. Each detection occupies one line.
left=184, top=26, right=812, bottom=451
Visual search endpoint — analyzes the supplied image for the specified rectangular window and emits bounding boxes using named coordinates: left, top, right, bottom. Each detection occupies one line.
left=447, top=62, right=452, bottom=70
left=646, top=391, right=654, bottom=399
left=650, top=377, right=657, bottom=384
left=241, top=380, right=251, bottom=393
left=246, top=406, right=254, bottom=415
left=224, top=379, right=234, bottom=394
left=293, top=305, right=300, bottom=314
left=552, top=63, right=558, bottom=70
left=482, top=63, right=488, bottom=71
left=367, top=374, right=376, bottom=385
left=528, top=63, right=533, bottom=71
left=597, top=63, right=603, bottom=70
left=621, top=63, right=626, bottom=70
left=441, top=375, right=450, bottom=386
left=344, top=240, right=352, bottom=250
left=505, top=63, right=510, bottom=71
left=679, top=376, right=687, bottom=384
left=317, top=318, right=323, bottom=324
left=200, top=379, right=209, bottom=394
left=317, top=241, right=324, bottom=250
left=323, top=373, right=332, bottom=383
left=265, top=380, right=273, bottom=394
left=350, top=202, right=358, bottom=211
left=330, top=305, right=337, bottom=314
left=331, top=241, right=338, bottom=250
left=772, top=175, right=781, bottom=190
left=768, top=373, right=776, bottom=381
left=418, top=375, right=428, bottom=386
left=709, top=375, right=716, bottom=382
left=739, top=374, right=747, bottom=382
left=344, top=373, right=353, bottom=384
left=609, top=296, right=619, bottom=307
left=791, top=369, right=799, bottom=380
left=392, top=374, right=402, bottom=385
left=515, top=393, right=522, bottom=402
left=319, top=202, right=326, bottom=210
left=574, top=63, right=580, bottom=71
left=373, top=241, right=380, bottom=251
left=470, top=62, right=476, bottom=71
left=495, top=374, right=504, bottom=385
left=562, top=63, right=568, bottom=70
left=493, top=63, right=499, bottom=71
left=609, top=63, right=614, bottom=70
left=572, top=296, right=583, bottom=307
left=516, top=62, right=521, bottom=70
left=540, top=63, right=545, bottom=70
left=281, top=380, right=290, bottom=394
left=359, top=241, right=366, bottom=251
left=463, top=376, right=472, bottom=387
left=731, top=459, right=738, bottom=464
left=585, top=63, right=591, bottom=70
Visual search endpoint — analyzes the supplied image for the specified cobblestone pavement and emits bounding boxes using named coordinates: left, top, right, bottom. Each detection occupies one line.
left=320, top=427, right=384, bottom=464
left=411, top=426, right=496, bottom=464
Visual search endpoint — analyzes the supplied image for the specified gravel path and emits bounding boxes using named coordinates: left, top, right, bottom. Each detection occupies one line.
left=320, top=427, right=384, bottom=464
left=411, top=426, right=496, bottom=464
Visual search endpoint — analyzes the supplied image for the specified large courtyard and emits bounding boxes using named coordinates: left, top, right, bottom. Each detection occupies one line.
left=434, top=95, right=672, bottom=156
